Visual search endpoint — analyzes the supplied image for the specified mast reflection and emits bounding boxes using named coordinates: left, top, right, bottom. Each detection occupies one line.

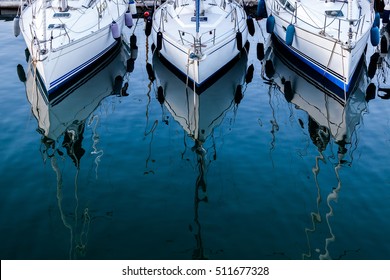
left=262, top=43, right=368, bottom=259
left=22, top=44, right=130, bottom=259
left=152, top=49, right=249, bottom=259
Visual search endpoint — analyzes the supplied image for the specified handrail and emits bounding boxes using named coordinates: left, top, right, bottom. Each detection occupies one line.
left=178, top=28, right=217, bottom=55
left=272, top=0, right=369, bottom=44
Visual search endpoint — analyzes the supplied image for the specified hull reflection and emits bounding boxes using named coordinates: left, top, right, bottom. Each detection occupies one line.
left=153, top=50, right=248, bottom=143
left=153, top=49, right=249, bottom=259
left=23, top=44, right=130, bottom=259
left=263, top=44, right=368, bottom=259
left=263, top=44, right=368, bottom=145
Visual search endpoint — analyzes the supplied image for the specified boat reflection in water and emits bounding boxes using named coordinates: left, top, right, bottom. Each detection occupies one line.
left=152, top=49, right=249, bottom=259
left=262, top=44, right=368, bottom=259
left=23, top=44, right=130, bottom=259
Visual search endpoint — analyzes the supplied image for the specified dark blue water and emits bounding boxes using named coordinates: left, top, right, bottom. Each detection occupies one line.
left=1, top=19, right=390, bottom=260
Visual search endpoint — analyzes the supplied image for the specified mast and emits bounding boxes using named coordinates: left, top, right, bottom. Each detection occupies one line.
left=30, top=0, right=49, bottom=57
left=196, top=0, right=200, bottom=35
left=347, top=0, right=352, bottom=20
left=347, top=0, right=353, bottom=48
left=42, top=0, right=47, bottom=53
left=194, top=0, right=201, bottom=56
left=42, top=0, right=47, bottom=54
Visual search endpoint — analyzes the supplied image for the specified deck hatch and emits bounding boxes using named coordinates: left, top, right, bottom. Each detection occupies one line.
left=325, top=10, right=344, bottom=17
left=53, top=13, right=71, bottom=18
left=191, top=16, right=208, bottom=22
left=48, top=23, right=66, bottom=29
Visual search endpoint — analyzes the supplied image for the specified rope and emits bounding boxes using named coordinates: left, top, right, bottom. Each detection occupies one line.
left=255, top=18, right=266, bottom=42
left=341, top=47, right=347, bottom=101
left=185, top=48, right=192, bottom=90
left=322, top=39, right=338, bottom=82
left=132, top=17, right=141, bottom=36
left=296, top=2, right=347, bottom=31
left=31, top=62, right=40, bottom=119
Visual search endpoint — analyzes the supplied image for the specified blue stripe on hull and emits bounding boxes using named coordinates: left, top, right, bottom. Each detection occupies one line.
left=271, top=34, right=365, bottom=100
left=45, top=40, right=121, bottom=102
left=47, top=41, right=119, bottom=98
left=155, top=43, right=247, bottom=95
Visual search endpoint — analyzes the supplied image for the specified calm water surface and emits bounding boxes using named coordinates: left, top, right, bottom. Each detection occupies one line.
left=1, top=19, right=390, bottom=260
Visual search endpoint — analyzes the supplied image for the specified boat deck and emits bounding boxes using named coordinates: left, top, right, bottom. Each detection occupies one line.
left=154, top=0, right=247, bottom=49
left=273, top=0, right=373, bottom=44
left=20, top=0, right=125, bottom=50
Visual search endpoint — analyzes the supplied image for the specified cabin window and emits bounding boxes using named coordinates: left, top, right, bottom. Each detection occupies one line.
left=82, top=0, right=97, bottom=8
left=53, top=13, right=70, bottom=18
left=48, top=24, right=66, bottom=29
left=285, top=2, right=295, bottom=13
left=278, top=0, right=295, bottom=13
left=325, top=10, right=343, bottom=17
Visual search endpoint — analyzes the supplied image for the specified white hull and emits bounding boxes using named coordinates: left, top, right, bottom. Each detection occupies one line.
left=151, top=0, right=249, bottom=88
left=264, top=0, right=374, bottom=95
left=153, top=50, right=248, bottom=142
left=19, top=0, right=128, bottom=98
